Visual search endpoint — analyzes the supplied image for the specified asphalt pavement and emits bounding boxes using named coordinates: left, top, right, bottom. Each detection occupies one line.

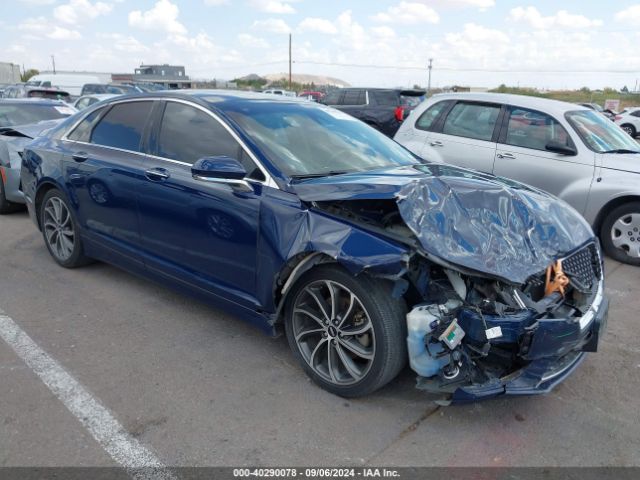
left=1, top=210, right=639, bottom=468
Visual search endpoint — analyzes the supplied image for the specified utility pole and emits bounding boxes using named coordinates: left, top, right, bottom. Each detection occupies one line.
left=51, top=55, right=56, bottom=74
left=427, top=58, right=433, bottom=95
left=288, top=33, right=292, bottom=90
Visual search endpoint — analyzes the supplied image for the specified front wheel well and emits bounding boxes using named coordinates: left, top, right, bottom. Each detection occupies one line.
left=593, top=195, right=640, bottom=236
left=34, top=182, right=58, bottom=229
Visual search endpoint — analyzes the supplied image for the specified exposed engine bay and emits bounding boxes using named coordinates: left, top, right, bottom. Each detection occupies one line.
left=315, top=198, right=606, bottom=402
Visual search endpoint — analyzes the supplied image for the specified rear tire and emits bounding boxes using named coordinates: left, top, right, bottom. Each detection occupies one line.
left=600, top=201, right=640, bottom=266
left=40, top=189, right=92, bottom=268
left=284, top=264, right=407, bottom=398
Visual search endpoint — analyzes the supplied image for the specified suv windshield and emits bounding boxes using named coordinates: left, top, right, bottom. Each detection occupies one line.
left=0, top=104, right=72, bottom=127
left=566, top=110, right=640, bottom=154
left=224, top=102, right=419, bottom=178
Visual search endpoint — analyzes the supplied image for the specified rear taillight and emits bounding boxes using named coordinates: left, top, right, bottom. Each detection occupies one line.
left=395, top=106, right=405, bottom=122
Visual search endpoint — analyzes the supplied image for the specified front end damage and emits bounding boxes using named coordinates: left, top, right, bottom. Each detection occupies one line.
left=297, top=165, right=609, bottom=403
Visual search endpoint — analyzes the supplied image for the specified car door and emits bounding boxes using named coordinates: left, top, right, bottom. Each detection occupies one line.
left=136, top=100, right=266, bottom=310
left=61, top=100, right=155, bottom=266
left=493, top=105, right=595, bottom=214
left=424, top=101, right=502, bottom=173
left=395, top=99, right=453, bottom=160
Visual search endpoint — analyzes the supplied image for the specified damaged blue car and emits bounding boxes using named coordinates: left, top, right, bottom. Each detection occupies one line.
left=20, top=91, right=608, bottom=403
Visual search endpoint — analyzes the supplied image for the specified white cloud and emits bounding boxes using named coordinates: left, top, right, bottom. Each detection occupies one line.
left=372, top=2, right=439, bottom=25
left=508, top=6, right=602, bottom=30
left=54, top=0, right=113, bottom=25
left=18, top=0, right=56, bottom=4
left=48, top=26, right=82, bottom=40
left=204, top=0, right=229, bottom=5
left=251, top=18, right=291, bottom=34
left=98, top=33, right=150, bottom=53
left=298, top=17, right=338, bottom=35
left=129, top=0, right=187, bottom=35
left=237, top=33, right=270, bottom=48
left=249, top=0, right=296, bottom=14
left=614, top=5, right=640, bottom=24
left=417, top=0, right=494, bottom=8
left=371, top=26, right=396, bottom=38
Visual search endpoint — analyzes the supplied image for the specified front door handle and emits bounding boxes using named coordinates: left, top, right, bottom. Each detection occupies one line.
left=145, top=168, right=170, bottom=181
left=72, top=152, right=88, bottom=162
left=497, top=152, right=516, bottom=159
left=430, top=141, right=444, bottom=147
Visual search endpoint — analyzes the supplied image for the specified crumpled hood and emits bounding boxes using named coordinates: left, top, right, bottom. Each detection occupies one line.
left=0, top=120, right=63, bottom=168
left=292, top=163, right=594, bottom=284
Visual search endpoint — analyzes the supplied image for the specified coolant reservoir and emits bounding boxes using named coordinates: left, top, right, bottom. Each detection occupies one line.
left=406, top=300, right=462, bottom=377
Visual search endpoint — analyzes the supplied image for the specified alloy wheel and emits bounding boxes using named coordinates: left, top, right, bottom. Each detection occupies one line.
left=292, top=280, right=376, bottom=386
left=611, top=212, right=640, bottom=258
left=43, top=197, right=75, bottom=262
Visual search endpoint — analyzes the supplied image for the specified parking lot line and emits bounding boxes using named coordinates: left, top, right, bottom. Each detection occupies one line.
left=0, top=309, right=176, bottom=480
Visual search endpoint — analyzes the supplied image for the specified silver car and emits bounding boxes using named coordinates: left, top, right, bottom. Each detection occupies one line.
left=395, top=92, right=640, bottom=265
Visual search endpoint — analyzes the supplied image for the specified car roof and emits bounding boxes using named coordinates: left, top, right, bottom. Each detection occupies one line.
left=102, top=89, right=309, bottom=107
left=0, top=98, right=69, bottom=106
left=80, top=93, right=120, bottom=100
left=429, top=92, right=590, bottom=116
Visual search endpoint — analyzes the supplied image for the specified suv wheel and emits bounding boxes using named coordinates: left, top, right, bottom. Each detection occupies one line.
left=284, top=265, right=407, bottom=397
left=601, top=202, right=640, bottom=265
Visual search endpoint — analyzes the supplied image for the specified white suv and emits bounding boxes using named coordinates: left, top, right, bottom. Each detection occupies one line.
left=395, top=92, right=640, bottom=265
left=614, top=108, right=640, bottom=137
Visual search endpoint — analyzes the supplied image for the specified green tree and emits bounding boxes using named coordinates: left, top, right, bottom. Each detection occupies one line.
left=20, top=68, right=39, bottom=82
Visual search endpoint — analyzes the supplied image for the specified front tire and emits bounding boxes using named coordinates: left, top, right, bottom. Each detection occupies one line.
left=601, top=202, right=640, bottom=265
left=621, top=124, right=637, bottom=137
left=284, top=264, right=407, bottom=397
left=40, top=189, right=92, bottom=268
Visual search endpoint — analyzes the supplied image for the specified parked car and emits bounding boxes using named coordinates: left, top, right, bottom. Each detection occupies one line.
left=321, top=88, right=425, bottom=137
left=74, top=94, right=120, bottom=111
left=0, top=99, right=76, bottom=212
left=614, top=108, right=640, bottom=137
left=262, top=89, right=296, bottom=97
left=26, top=74, right=102, bottom=97
left=578, top=102, right=615, bottom=120
left=395, top=92, right=640, bottom=265
left=299, top=91, right=324, bottom=102
left=80, top=84, right=135, bottom=96
left=21, top=91, right=607, bottom=403
left=3, top=84, right=71, bottom=102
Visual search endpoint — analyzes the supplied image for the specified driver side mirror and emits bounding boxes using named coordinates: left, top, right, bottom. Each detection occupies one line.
left=192, top=156, right=252, bottom=192
left=545, top=141, right=577, bottom=156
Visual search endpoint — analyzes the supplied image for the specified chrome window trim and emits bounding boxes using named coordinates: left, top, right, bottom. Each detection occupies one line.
left=61, top=96, right=279, bottom=189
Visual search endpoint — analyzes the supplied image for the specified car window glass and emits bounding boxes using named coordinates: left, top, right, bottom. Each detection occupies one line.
left=372, top=91, right=398, bottom=106
left=416, top=101, right=450, bottom=131
left=157, top=102, right=265, bottom=180
left=342, top=90, right=365, bottom=105
left=631, top=111, right=640, bottom=118
left=76, top=98, right=89, bottom=109
left=442, top=102, right=500, bottom=141
left=67, top=107, right=106, bottom=142
left=505, top=107, right=571, bottom=151
left=90, top=101, right=152, bottom=152
left=323, top=91, right=341, bottom=106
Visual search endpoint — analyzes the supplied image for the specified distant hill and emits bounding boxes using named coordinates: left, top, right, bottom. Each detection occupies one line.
left=264, top=73, right=350, bottom=88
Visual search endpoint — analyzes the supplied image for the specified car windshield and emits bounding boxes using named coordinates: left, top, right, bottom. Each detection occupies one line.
left=0, top=104, right=73, bottom=127
left=566, top=110, right=640, bottom=154
left=224, top=102, right=420, bottom=178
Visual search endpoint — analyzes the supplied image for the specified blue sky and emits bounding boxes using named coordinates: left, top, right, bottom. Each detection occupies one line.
left=2, top=0, right=640, bottom=89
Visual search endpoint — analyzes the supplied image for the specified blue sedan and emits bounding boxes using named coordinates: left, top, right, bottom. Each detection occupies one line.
left=20, top=91, right=607, bottom=402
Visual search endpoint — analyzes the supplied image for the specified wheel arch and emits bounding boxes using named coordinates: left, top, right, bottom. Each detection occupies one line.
left=34, top=180, right=63, bottom=230
left=594, top=195, right=640, bottom=237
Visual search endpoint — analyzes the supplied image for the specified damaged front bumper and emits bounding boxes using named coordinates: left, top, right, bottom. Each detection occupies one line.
left=408, top=265, right=608, bottom=404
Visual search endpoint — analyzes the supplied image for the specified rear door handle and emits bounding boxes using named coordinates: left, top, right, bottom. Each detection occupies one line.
left=429, top=141, right=444, bottom=147
left=72, top=152, right=88, bottom=162
left=145, top=168, right=170, bottom=181
left=497, top=152, right=516, bottom=159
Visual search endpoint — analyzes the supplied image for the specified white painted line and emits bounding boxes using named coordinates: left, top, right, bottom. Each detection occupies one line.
left=0, top=310, right=177, bottom=480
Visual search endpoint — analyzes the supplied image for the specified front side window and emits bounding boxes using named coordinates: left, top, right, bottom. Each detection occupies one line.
left=442, top=102, right=500, bottom=141
left=156, top=102, right=265, bottom=180
left=566, top=110, right=640, bottom=154
left=505, top=107, right=572, bottom=151
left=90, top=101, right=153, bottom=152
left=415, top=101, right=450, bottom=131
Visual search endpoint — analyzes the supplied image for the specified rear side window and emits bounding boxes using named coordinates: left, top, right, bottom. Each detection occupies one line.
left=442, top=102, right=500, bottom=142
left=372, top=90, right=398, bottom=106
left=156, top=102, right=265, bottom=180
left=90, top=101, right=152, bottom=152
left=505, top=107, right=571, bottom=151
left=632, top=111, right=640, bottom=118
left=415, top=101, right=450, bottom=131
left=341, top=90, right=365, bottom=105
left=322, top=90, right=342, bottom=106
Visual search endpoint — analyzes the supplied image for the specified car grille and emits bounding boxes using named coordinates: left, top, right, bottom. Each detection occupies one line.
left=562, top=243, right=602, bottom=293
